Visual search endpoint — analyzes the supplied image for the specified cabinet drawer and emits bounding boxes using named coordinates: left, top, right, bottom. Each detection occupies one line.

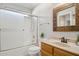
left=41, top=50, right=52, bottom=56
left=54, top=48, right=74, bottom=56
left=41, top=42, right=53, bottom=54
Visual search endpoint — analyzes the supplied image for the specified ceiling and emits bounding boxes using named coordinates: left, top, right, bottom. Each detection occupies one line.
left=11, top=3, right=40, bottom=10
left=0, top=3, right=59, bottom=11
left=0, top=3, right=58, bottom=14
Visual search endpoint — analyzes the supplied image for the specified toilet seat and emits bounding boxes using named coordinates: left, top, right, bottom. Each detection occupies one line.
left=28, top=45, right=40, bottom=55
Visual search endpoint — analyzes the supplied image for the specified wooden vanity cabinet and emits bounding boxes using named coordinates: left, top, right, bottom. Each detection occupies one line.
left=41, top=42, right=78, bottom=56
left=54, top=48, right=74, bottom=56
left=41, top=42, right=54, bottom=56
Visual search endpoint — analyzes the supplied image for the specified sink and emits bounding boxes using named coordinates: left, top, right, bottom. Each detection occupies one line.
left=52, top=42, right=71, bottom=47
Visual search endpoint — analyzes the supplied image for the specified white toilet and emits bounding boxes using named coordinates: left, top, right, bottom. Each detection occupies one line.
left=27, top=45, right=40, bottom=56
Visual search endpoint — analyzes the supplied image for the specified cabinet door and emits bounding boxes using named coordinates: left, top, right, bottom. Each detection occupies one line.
left=54, top=48, right=74, bottom=56
left=41, top=42, right=54, bottom=56
left=41, top=50, right=52, bottom=56
left=41, top=42, right=53, bottom=54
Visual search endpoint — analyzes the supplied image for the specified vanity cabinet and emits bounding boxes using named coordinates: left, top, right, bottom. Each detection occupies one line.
left=53, top=3, right=79, bottom=31
left=41, top=42, right=54, bottom=56
left=54, top=48, right=73, bottom=56
left=41, top=42, right=78, bottom=56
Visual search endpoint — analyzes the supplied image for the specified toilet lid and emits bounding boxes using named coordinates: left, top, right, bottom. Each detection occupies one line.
left=28, top=45, right=40, bottom=51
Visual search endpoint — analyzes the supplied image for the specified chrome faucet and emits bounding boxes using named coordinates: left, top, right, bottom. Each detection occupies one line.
left=60, top=37, right=68, bottom=43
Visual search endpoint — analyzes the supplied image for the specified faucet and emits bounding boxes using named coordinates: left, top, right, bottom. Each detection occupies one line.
left=60, top=37, right=68, bottom=43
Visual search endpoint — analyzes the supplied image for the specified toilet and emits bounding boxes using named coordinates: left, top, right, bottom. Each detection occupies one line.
left=27, top=45, right=40, bottom=56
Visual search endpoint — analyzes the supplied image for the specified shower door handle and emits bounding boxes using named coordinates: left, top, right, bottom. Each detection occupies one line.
left=0, top=28, right=1, bottom=31
left=22, top=29, right=24, bottom=31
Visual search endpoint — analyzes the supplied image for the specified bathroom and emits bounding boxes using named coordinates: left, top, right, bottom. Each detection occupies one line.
left=0, top=2, right=79, bottom=57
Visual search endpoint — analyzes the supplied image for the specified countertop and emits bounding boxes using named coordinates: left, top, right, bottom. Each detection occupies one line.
left=41, top=39, right=79, bottom=55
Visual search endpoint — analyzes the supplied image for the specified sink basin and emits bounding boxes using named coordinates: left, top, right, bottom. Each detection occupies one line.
left=52, top=42, right=71, bottom=47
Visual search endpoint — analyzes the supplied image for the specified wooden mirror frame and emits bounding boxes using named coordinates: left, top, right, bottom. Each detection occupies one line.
left=53, top=3, right=79, bottom=32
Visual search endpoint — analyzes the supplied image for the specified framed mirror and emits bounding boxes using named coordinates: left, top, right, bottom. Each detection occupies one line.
left=53, top=3, right=79, bottom=31
left=57, top=6, right=75, bottom=27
